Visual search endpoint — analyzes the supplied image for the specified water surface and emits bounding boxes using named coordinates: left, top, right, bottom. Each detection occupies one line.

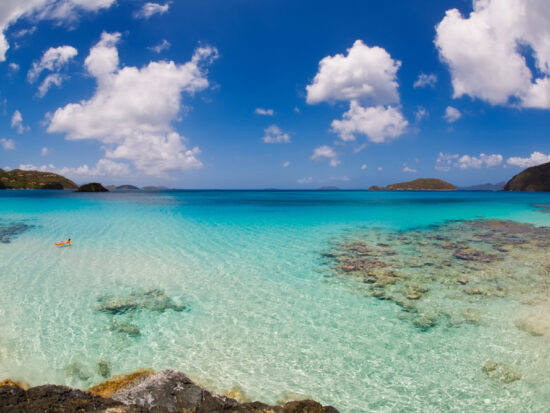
left=1, top=190, right=550, bottom=412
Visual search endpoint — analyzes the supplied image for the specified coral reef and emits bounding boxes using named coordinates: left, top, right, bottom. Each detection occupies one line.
left=0, top=222, right=33, bottom=243
left=95, top=289, right=188, bottom=315
left=321, top=219, right=550, bottom=333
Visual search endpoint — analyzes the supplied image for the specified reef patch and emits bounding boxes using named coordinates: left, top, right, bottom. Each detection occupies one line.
left=321, top=219, right=550, bottom=331
left=0, top=222, right=33, bottom=243
left=95, top=289, right=188, bottom=315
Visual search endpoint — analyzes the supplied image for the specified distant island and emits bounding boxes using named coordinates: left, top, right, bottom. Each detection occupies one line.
left=458, top=182, right=505, bottom=191
left=370, top=178, right=456, bottom=191
left=105, top=185, right=140, bottom=191
left=0, top=169, right=78, bottom=190
left=504, top=161, right=550, bottom=192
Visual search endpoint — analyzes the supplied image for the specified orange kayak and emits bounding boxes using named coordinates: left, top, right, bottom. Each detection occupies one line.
left=55, top=240, right=72, bottom=247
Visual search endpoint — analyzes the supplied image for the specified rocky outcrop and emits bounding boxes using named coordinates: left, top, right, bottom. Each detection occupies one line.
left=0, top=168, right=78, bottom=190
left=504, top=161, right=550, bottom=192
left=0, top=370, right=339, bottom=413
left=76, top=183, right=109, bottom=192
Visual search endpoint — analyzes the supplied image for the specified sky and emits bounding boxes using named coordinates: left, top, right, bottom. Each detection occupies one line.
left=0, top=0, right=549, bottom=189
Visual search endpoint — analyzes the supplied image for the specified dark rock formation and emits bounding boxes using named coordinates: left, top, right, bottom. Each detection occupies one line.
left=0, top=168, right=77, bottom=190
left=76, top=183, right=109, bottom=192
left=0, top=383, right=133, bottom=413
left=504, top=161, right=550, bottom=191
left=0, top=370, right=339, bottom=413
left=386, top=178, right=456, bottom=191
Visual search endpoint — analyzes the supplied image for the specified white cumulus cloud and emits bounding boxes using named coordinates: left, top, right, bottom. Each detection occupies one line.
left=413, top=73, right=437, bottom=88
left=443, top=106, right=461, bottom=123
left=403, top=165, right=417, bottom=173
left=47, top=32, right=219, bottom=177
left=255, top=108, right=274, bottom=116
left=41, top=147, right=51, bottom=156
left=134, top=2, right=170, bottom=19
left=306, top=39, right=401, bottom=105
left=148, top=39, right=170, bottom=54
left=11, top=110, right=29, bottom=134
left=311, top=145, right=340, bottom=167
left=507, top=152, right=550, bottom=168
left=435, top=0, right=550, bottom=109
left=282, top=161, right=290, bottom=168
left=361, top=164, right=367, bottom=170
left=0, top=0, right=115, bottom=62
left=19, top=159, right=130, bottom=178
left=27, top=45, right=77, bottom=82
left=436, top=152, right=503, bottom=170
left=331, top=101, right=408, bottom=143
left=0, top=138, right=15, bottom=150
left=262, top=124, right=290, bottom=143
left=415, top=106, right=429, bottom=122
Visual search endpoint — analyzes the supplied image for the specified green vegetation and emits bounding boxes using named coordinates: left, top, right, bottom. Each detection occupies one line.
left=0, top=169, right=78, bottom=190
left=370, top=178, right=456, bottom=191
left=504, top=162, right=550, bottom=192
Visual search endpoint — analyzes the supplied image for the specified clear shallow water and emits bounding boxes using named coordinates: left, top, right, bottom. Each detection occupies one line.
left=1, top=190, right=550, bottom=412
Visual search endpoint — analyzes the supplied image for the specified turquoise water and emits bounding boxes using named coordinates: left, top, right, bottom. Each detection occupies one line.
left=1, top=190, right=550, bottom=412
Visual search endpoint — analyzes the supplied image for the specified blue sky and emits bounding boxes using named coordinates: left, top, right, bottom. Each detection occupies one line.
left=0, top=0, right=549, bottom=188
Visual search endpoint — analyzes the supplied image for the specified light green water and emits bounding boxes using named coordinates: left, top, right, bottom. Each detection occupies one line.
left=1, top=190, right=550, bottom=412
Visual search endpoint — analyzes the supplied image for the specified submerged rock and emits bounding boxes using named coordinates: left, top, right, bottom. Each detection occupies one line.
left=0, top=222, right=33, bottom=243
left=64, top=362, right=92, bottom=382
left=413, top=315, right=438, bottom=331
left=515, top=313, right=550, bottom=336
left=323, top=218, right=550, bottom=333
left=96, top=289, right=188, bottom=315
left=110, top=321, right=141, bottom=336
left=97, top=360, right=112, bottom=379
left=482, top=361, right=522, bottom=383
left=224, top=385, right=252, bottom=403
left=453, top=248, right=500, bottom=263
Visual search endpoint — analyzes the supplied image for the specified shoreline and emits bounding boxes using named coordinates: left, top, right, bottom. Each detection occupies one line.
left=0, top=369, right=339, bottom=413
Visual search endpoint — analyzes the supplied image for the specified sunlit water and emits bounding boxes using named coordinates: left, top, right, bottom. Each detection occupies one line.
left=1, top=190, right=550, bottom=412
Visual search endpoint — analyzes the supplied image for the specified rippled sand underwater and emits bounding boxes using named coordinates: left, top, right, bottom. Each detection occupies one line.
left=1, top=190, right=550, bottom=412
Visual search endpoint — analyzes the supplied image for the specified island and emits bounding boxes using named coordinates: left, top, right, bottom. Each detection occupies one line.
left=458, top=182, right=505, bottom=191
left=369, top=178, right=456, bottom=191
left=76, top=183, right=109, bottom=192
left=504, top=161, right=550, bottom=192
left=0, top=169, right=78, bottom=190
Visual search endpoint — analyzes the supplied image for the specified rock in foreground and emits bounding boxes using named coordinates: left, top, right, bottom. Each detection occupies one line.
left=76, top=182, right=109, bottom=192
left=504, top=161, right=550, bottom=192
left=0, top=370, right=339, bottom=413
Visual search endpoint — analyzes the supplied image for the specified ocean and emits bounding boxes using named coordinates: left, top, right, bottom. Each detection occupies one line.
left=1, top=190, right=550, bottom=412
